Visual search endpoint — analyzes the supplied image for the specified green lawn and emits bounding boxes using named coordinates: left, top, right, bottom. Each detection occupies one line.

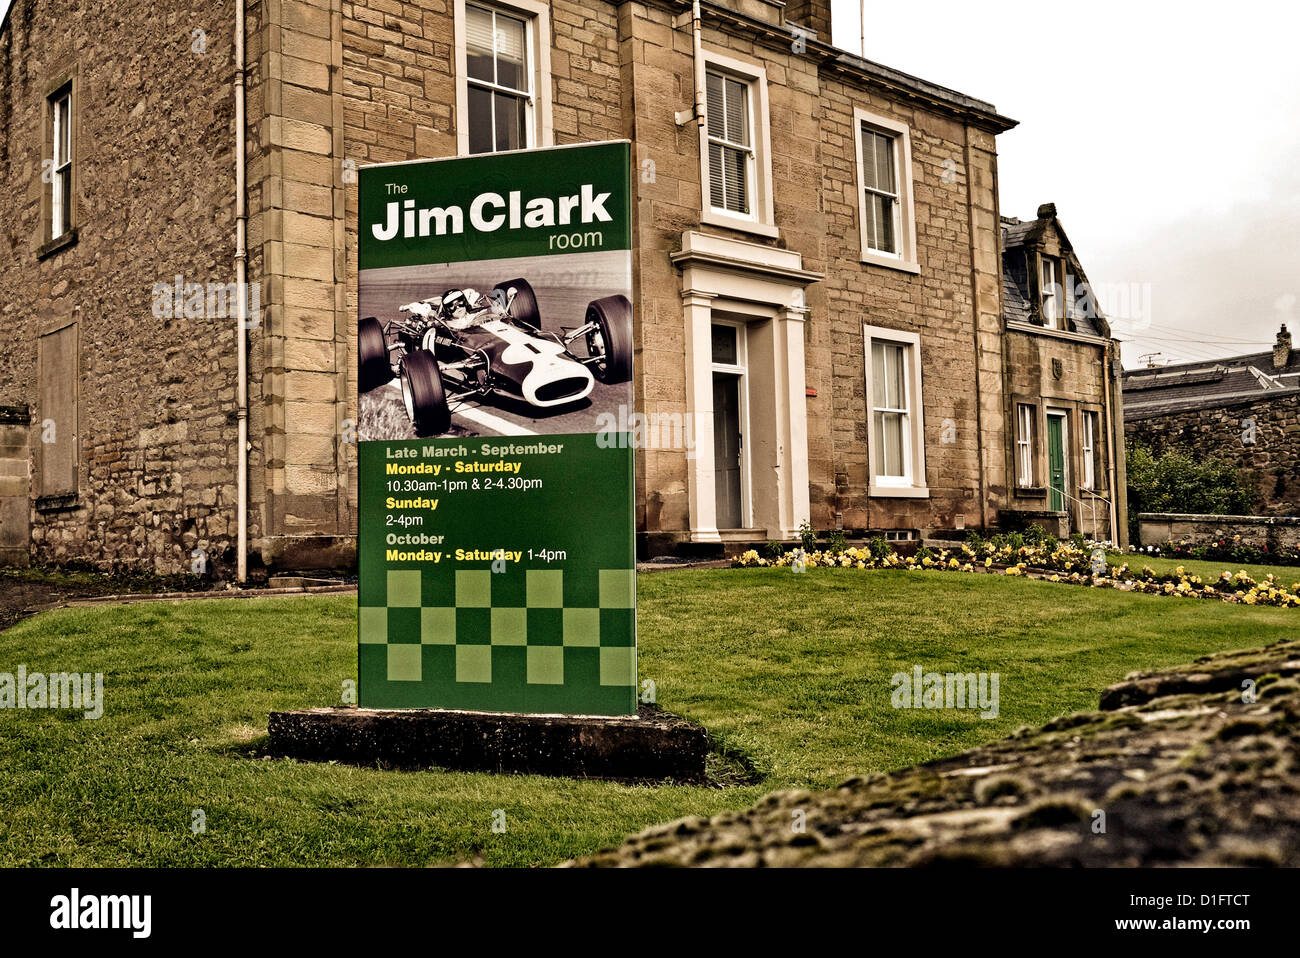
left=1117, top=553, right=1300, bottom=585
left=1, top=569, right=1296, bottom=867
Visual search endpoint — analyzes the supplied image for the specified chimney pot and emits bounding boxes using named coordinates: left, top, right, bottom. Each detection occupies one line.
left=1037, top=202, right=1057, bottom=219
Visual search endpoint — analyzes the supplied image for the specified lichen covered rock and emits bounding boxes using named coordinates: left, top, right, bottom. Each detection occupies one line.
left=572, top=640, right=1300, bottom=867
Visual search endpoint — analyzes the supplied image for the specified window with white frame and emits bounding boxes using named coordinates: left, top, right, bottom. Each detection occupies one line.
left=1040, top=256, right=1064, bottom=328
left=864, top=325, right=927, bottom=495
left=464, top=3, right=533, bottom=153
left=853, top=108, right=917, bottom=271
left=455, top=0, right=552, bottom=156
left=706, top=70, right=753, bottom=216
left=698, top=52, right=775, bottom=237
left=860, top=128, right=898, bottom=254
left=1016, top=403, right=1036, bottom=487
left=1081, top=410, right=1100, bottom=490
left=50, top=88, right=72, bottom=240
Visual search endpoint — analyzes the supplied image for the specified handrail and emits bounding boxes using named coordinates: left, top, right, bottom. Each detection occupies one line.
left=1049, top=483, right=1114, bottom=541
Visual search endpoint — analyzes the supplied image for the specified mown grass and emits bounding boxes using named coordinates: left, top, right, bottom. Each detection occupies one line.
left=1, top=569, right=1295, bottom=866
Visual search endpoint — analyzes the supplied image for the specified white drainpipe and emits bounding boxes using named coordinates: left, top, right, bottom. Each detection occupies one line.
left=234, top=0, right=249, bottom=583
left=691, top=0, right=703, bottom=129
left=673, top=1, right=705, bottom=131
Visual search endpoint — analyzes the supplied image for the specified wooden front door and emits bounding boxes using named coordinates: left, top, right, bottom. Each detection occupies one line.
left=712, top=372, right=742, bottom=529
left=1047, top=412, right=1067, bottom=512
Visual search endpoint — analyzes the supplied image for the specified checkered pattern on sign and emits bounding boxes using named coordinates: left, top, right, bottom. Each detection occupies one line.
left=358, top=567, right=635, bottom=690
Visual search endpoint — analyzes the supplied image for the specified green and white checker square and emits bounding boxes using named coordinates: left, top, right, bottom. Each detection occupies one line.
left=421, top=607, right=455, bottom=644
left=387, top=569, right=423, bottom=607
left=526, top=569, right=564, bottom=607
left=388, top=643, right=422, bottom=682
left=562, top=607, right=600, bottom=647
left=359, top=606, right=387, bottom=645
left=491, top=607, right=527, bottom=645
left=599, top=645, right=635, bottom=687
left=457, top=645, right=492, bottom=683
left=598, top=568, right=635, bottom=609
left=527, top=646, right=564, bottom=685
left=456, top=570, right=492, bottom=607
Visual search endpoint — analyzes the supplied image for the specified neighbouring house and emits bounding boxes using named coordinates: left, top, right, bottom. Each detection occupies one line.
left=0, top=0, right=1127, bottom=577
left=1125, top=324, right=1300, bottom=515
left=999, top=204, right=1128, bottom=542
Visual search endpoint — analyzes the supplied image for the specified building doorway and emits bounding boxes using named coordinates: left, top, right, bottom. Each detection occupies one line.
left=710, top=321, right=748, bottom=530
left=713, top=373, right=742, bottom=529
left=1046, top=409, right=1068, bottom=512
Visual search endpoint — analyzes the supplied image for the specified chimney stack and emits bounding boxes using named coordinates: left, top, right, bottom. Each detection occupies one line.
left=783, top=1, right=832, bottom=38
left=1274, top=324, right=1292, bottom=369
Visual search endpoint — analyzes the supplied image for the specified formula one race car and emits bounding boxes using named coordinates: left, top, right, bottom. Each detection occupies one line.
left=358, top=278, right=632, bottom=436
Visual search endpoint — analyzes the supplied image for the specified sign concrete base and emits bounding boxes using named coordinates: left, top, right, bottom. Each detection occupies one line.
left=267, top=704, right=707, bottom=783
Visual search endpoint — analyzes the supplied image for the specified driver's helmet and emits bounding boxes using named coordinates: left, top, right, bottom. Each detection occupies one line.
left=440, top=288, right=469, bottom=319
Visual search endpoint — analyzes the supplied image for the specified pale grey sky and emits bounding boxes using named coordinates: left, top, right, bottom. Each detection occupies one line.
left=831, top=0, right=1300, bottom=369
left=5, top=0, right=1294, bottom=369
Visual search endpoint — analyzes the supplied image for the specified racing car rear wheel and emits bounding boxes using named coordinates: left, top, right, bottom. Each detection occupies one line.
left=493, top=278, right=541, bottom=331
left=585, top=294, right=633, bottom=384
left=400, top=349, right=451, bottom=436
left=358, top=317, right=393, bottom=392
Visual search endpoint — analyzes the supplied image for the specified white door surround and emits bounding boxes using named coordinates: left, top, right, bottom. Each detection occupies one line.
left=671, top=231, right=822, bottom=542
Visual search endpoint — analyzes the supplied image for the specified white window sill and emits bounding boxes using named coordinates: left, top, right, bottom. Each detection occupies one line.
left=702, top=208, right=779, bottom=239
left=861, top=250, right=920, bottom=275
left=869, top=484, right=930, bottom=499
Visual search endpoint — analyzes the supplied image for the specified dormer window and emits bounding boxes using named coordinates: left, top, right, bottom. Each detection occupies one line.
left=1040, top=256, right=1064, bottom=329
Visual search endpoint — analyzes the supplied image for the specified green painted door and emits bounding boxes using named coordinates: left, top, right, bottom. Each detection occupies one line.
left=1047, top=413, right=1066, bottom=511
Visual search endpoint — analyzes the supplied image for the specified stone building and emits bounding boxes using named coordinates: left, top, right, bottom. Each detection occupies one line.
left=0, top=0, right=1126, bottom=577
left=1125, top=325, right=1300, bottom=515
left=998, top=204, right=1127, bottom=541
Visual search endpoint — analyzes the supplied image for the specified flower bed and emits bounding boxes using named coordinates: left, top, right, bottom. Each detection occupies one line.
left=733, top=540, right=1300, bottom=608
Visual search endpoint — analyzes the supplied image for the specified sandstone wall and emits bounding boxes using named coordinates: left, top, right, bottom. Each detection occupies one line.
left=0, top=0, right=254, bottom=573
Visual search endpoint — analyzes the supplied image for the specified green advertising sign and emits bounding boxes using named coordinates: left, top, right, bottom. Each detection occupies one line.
left=356, top=142, right=636, bottom=716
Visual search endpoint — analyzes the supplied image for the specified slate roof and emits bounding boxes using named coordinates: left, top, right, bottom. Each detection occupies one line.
left=1001, top=213, right=1108, bottom=339
left=1122, top=346, right=1300, bottom=420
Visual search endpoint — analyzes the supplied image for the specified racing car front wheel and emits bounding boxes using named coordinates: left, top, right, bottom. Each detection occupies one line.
left=493, top=278, right=541, bottom=331
left=400, top=349, right=451, bottom=436
left=358, top=317, right=393, bottom=392
left=585, top=294, right=633, bottom=384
